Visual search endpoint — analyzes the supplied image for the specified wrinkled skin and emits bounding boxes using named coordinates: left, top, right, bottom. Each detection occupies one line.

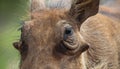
left=13, top=0, right=120, bottom=69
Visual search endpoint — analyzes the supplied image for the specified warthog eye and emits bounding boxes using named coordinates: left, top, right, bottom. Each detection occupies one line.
left=63, top=24, right=74, bottom=40
left=56, top=21, right=80, bottom=55
left=65, top=27, right=73, bottom=35
left=61, top=24, right=80, bottom=53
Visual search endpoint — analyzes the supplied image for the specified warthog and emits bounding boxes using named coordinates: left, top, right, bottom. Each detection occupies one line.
left=13, top=0, right=120, bottom=69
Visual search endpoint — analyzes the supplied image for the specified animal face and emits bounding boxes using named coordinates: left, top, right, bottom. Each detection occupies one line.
left=13, top=0, right=99, bottom=69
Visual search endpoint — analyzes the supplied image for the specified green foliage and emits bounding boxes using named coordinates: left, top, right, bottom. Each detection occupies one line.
left=0, top=26, right=21, bottom=69
left=0, top=0, right=29, bottom=69
left=0, top=0, right=29, bottom=27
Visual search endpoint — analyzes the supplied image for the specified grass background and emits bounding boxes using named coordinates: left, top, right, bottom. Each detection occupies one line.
left=0, top=0, right=29, bottom=69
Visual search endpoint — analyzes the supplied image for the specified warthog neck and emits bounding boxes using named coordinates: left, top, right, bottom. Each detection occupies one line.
left=81, top=48, right=118, bottom=69
left=80, top=14, right=119, bottom=69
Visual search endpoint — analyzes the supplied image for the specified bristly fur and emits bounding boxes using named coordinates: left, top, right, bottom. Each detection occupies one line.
left=31, top=0, right=72, bottom=12
left=45, top=0, right=71, bottom=9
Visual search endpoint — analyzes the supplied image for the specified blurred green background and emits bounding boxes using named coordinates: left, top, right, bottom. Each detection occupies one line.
left=0, top=0, right=29, bottom=69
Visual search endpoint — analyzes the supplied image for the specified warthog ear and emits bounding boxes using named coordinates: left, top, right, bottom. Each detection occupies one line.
left=13, top=41, right=22, bottom=51
left=69, top=0, right=99, bottom=24
left=31, top=0, right=46, bottom=12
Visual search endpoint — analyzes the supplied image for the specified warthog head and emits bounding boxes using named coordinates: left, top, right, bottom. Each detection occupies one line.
left=13, top=0, right=99, bottom=69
